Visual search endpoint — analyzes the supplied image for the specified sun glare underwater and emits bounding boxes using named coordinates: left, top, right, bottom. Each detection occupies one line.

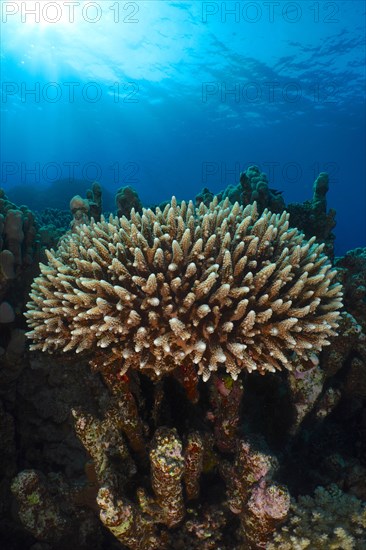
left=1, top=0, right=365, bottom=257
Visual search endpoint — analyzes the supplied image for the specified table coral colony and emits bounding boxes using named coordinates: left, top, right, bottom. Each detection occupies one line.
left=22, top=193, right=344, bottom=549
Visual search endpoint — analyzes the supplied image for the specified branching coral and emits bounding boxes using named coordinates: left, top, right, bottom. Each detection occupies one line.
left=268, top=484, right=366, bottom=549
left=5, top=176, right=365, bottom=550
left=26, top=197, right=342, bottom=383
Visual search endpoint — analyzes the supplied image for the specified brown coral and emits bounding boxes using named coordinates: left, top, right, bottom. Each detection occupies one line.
left=26, top=197, right=342, bottom=381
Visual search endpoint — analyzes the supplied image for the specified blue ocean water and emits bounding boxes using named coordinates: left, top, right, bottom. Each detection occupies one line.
left=1, top=0, right=365, bottom=256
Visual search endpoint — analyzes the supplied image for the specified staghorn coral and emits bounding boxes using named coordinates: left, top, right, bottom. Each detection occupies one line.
left=26, top=197, right=342, bottom=384
left=268, top=484, right=366, bottom=550
left=6, top=173, right=365, bottom=549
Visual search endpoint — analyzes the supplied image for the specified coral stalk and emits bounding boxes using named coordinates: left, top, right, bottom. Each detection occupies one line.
left=149, top=427, right=185, bottom=527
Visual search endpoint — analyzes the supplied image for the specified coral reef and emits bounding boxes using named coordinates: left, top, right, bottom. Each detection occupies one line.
left=22, top=373, right=291, bottom=549
left=10, top=469, right=104, bottom=549
left=69, top=194, right=90, bottom=228
left=239, top=165, right=285, bottom=214
left=195, top=165, right=284, bottom=214
left=287, top=172, right=336, bottom=258
left=21, top=194, right=350, bottom=549
left=34, top=208, right=72, bottom=230
left=335, top=247, right=366, bottom=332
left=1, top=170, right=365, bottom=550
left=195, top=187, right=216, bottom=207
left=116, top=185, right=142, bottom=219
left=26, top=198, right=342, bottom=384
left=268, top=484, right=366, bottom=549
left=221, top=439, right=290, bottom=548
left=0, top=189, right=39, bottom=298
left=7, top=179, right=115, bottom=213
left=70, top=182, right=103, bottom=229
left=0, top=192, right=40, bottom=400
left=195, top=167, right=336, bottom=262
left=86, top=182, right=102, bottom=221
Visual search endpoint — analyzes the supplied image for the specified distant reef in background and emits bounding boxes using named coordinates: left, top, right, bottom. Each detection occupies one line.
left=5, top=178, right=116, bottom=214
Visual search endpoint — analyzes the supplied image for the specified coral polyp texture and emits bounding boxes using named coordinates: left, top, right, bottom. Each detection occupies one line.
left=268, top=485, right=366, bottom=549
left=25, top=197, right=342, bottom=380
